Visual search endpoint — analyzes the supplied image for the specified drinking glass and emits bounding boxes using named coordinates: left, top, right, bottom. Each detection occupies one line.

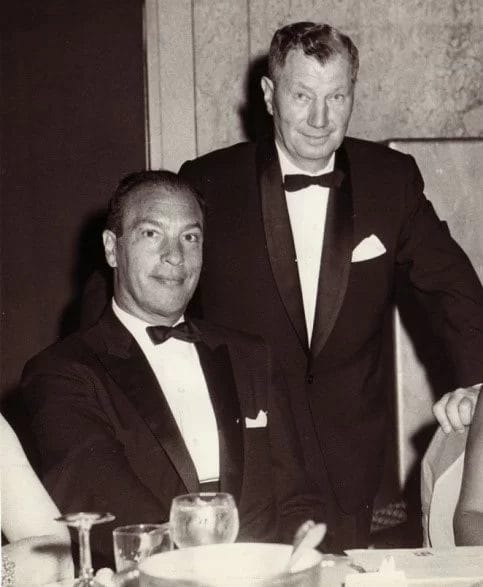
left=169, top=492, right=239, bottom=549
left=113, top=523, right=172, bottom=572
left=56, top=512, right=114, bottom=586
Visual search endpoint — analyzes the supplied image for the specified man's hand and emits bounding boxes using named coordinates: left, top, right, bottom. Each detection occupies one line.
left=433, top=384, right=481, bottom=433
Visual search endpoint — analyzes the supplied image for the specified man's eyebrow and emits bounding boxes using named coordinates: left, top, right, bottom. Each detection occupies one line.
left=290, top=82, right=321, bottom=95
left=291, top=81, right=351, bottom=93
left=291, top=81, right=313, bottom=91
left=128, top=219, right=203, bottom=231
left=184, top=221, right=203, bottom=231
left=332, top=84, right=352, bottom=92
left=129, top=217, right=162, bottom=230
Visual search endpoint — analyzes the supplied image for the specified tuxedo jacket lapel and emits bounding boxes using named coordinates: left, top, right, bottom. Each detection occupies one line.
left=311, top=144, right=354, bottom=360
left=195, top=339, right=244, bottom=505
left=257, top=139, right=309, bottom=352
left=95, top=310, right=199, bottom=493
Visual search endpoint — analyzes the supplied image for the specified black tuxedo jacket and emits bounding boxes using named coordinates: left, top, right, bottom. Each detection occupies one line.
left=22, top=308, right=325, bottom=565
left=180, top=137, right=483, bottom=515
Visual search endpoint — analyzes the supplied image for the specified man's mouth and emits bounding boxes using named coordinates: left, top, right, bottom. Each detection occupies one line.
left=152, top=275, right=184, bottom=286
left=302, top=132, right=331, bottom=141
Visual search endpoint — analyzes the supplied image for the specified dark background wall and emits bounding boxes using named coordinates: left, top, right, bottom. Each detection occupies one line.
left=1, top=0, right=146, bottom=397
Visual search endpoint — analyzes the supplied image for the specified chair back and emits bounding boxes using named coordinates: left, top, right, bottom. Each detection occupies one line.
left=421, top=427, right=467, bottom=547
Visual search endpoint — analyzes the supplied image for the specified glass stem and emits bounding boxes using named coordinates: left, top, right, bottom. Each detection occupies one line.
left=78, top=523, right=94, bottom=579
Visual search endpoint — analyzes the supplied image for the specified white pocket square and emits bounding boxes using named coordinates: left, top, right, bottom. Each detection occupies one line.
left=351, top=234, right=386, bottom=263
left=245, top=410, right=268, bottom=429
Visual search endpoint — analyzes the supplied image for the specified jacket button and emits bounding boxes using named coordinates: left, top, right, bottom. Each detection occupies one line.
left=306, top=374, right=314, bottom=384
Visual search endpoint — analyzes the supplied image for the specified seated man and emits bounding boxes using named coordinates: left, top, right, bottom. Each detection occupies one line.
left=22, top=171, right=325, bottom=566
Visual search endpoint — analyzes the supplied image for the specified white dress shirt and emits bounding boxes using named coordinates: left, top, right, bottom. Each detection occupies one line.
left=276, top=144, right=335, bottom=344
left=112, top=299, right=220, bottom=483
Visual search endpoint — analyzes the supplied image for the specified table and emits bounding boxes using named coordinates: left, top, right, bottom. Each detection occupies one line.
left=46, top=547, right=483, bottom=586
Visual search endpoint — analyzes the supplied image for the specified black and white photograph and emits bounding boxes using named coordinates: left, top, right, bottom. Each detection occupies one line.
left=1, top=1, right=483, bottom=585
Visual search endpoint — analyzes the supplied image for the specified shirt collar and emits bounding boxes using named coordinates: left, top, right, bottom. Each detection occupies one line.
left=275, top=141, right=335, bottom=177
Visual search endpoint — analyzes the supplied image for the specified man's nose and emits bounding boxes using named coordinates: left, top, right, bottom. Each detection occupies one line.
left=307, top=99, right=328, bottom=128
left=161, top=238, right=183, bottom=265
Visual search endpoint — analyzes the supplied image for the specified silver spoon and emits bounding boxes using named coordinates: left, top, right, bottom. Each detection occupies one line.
left=287, top=521, right=327, bottom=571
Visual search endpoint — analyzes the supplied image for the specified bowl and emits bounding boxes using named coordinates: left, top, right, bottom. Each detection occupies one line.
left=139, top=542, right=322, bottom=586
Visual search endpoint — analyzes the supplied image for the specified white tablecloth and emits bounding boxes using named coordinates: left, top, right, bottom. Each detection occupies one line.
left=45, top=547, right=483, bottom=586
left=344, top=547, right=483, bottom=586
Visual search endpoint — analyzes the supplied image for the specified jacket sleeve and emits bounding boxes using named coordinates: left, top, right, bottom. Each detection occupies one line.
left=21, top=355, right=170, bottom=568
left=396, top=154, right=483, bottom=386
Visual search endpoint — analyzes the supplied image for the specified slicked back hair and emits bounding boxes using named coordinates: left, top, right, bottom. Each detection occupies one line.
left=105, top=170, right=206, bottom=237
left=268, top=21, right=359, bottom=83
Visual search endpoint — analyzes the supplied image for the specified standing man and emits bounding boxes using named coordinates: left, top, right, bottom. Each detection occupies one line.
left=22, top=171, right=325, bottom=565
left=180, top=22, right=483, bottom=550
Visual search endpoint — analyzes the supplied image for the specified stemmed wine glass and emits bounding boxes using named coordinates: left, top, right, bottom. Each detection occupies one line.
left=169, top=492, right=239, bottom=549
left=56, top=512, right=115, bottom=586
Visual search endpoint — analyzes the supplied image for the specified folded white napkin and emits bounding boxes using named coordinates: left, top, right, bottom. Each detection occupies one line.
left=245, top=410, right=268, bottom=428
left=351, top=234, right=386, bottom=263
left=345, top=556, right=407, bottom=586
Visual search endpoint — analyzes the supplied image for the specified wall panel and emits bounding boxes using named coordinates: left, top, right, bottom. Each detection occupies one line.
left=193, top=0, right=249, bottom=155
left=1, top=0, right=146, bottom=395
left=146, top=1, right=481, bottom=168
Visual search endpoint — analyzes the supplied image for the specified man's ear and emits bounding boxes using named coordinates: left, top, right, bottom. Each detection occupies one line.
left=260, top=76, right=274, bottom=116
left=102, top=229, right=118, bottom=268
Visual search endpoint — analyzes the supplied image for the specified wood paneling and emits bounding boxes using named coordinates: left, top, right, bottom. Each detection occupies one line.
left=145, top=1, right=482, bottom=171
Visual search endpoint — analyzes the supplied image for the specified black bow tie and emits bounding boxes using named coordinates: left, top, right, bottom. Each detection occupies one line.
left=283, top=169, right=344, bottom=192
left=146, top=321, right=201, bottom=345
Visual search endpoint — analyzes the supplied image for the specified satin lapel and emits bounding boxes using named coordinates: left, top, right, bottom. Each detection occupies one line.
left=96, top=310, right=199, bottom=493
left=195, top=341, right=244, bottom=506
left=310, top=144, right=354, bottom=361
left=257, top=140, right=308, bottom=351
